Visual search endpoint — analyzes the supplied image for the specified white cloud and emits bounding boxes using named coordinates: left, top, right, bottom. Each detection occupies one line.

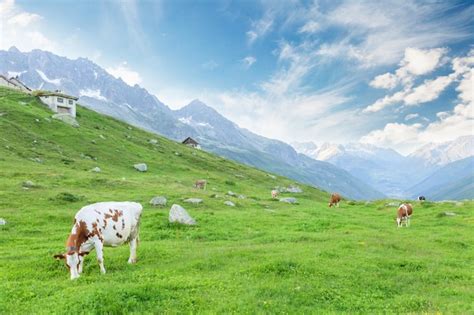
left=242, top=56, right=256, bottom=69
left=0, top=0, right=58, bottom=52
left=403, top=75, right=453, bottom=105
left=106, top=61, right=142, bottom=86
left=360, top=123, right=423, bottom=154
left=246, top=14, right=273, bottom=45
left=405, top=113, right=419, bottom=121
left=370, top=72, right=399, bottom=89
left=202, top=60, right=218, bottom=70
left=298, top=20, right=320, bottom=34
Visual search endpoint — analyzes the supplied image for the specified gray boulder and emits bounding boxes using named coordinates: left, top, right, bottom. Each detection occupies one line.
left=169, top=204, right=196, bottom=225
left=280, top=197, right=298, bottom=204
left=227, top=191, right=237, bottom=197
left=184, top=198, right=203, bottom=204
left=22, top=180, right=35, bottom=188
left=134, top=163, right=147, bottom=172
left=52, top=114, right=79, bottom=127
left=224, top=201, right=235, bottom=207
left=150, top=196, right=167, bottom=207
left=149, top=139, right=159, bottom=144
left=286, top=185, right=303, bottom=193
left=0, top=218, right=6, bottom=225
left=238, top=194, right=246, bottom=199
left=91, top=167, right=101, bottom=173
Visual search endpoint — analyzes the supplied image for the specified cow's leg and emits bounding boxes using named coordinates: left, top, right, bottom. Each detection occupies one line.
left=94, top=238, right=106, bottom=274
left=128, top=236, right=138, bottom=264
left=78, top=255, right=84, bottom=274
left=336, top=202, right=339, bottom=208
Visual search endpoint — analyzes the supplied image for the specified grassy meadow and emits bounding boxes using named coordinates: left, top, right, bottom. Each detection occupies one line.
left=0, top=87, right=473, bottom=313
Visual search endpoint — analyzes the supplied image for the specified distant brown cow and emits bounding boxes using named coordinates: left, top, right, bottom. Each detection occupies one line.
left=194, top=179, right=207, bottom=190
left=328, top=193, right=341, bottom=207
left=397, top=203, right=413, bottom=227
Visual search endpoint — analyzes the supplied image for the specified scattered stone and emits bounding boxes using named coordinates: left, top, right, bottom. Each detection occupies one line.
left=224, top=201, right=235, bottom=207
left=91, top=140, right=97, bottom=144
left=52, top=114, right=79, bottom=127
left=0, top=218, right=6, bottom=225
left=19, top=101, right=27, bottom=105
left=280, top=197, right=298, bottom=204
left=31, top=157, right=43, bottom=163
left=0, top=112, right=7, bottom=117
left=439, top=211, right=457, bottom=217
left=238, top=194, right=246, bottom=199
left=22, top=180, right=35, bottom=188
left=125, top=135, right=132, bottom=139
left=174, top=152, right=181, bottom=156
left=267, top=174, right=276, bottom=179
left=99, top=134, right=106, bottom=140
left=286, top=185, right=303, bottom=193
left=235, top=174, right=245, bottom=178
left=35, top=118, right=40, bottom=122
left=385, top=202, right=399, bottom=207
left=227, top=191, right=237, bottom=197
left=134, top=163, right=147, bottom=172
left=184, top=198, right=203, bottom=204
left=150, top=196, right=167, bottom=207
left=169, top=204, right=196, bottom=225
left=91, top=167, right=101, bottom=173
left=148, top=139, right=159, bottom=145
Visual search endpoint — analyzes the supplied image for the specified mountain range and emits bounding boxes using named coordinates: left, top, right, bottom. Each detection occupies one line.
left=292, top=136, right=473, bottom=199
left=0, top=47, right=385, bottom=200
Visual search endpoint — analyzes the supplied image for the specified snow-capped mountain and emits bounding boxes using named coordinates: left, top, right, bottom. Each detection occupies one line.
left=0, top=47, right=385, bottom=200
left=290, top=142, right=318, bottom=159
left=409, top=135, right=474, bottom=166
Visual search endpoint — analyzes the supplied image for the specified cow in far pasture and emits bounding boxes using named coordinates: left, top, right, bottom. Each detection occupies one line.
left=194, top=179, right=207, bottom=190
left=418, top=196, right=426, bottom=201
left=271, top=190, right=279, bottom=199
left=328, top=193, right=341, bottom=207
left=396, top=203, right=413, bottom=227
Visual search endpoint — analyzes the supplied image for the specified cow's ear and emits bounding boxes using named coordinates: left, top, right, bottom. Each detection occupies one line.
left=54, top=253, right=66, bottom=260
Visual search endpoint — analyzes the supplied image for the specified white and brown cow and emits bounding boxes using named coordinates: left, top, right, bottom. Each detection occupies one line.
left=328, top=193, right=341, bottom=207
left=396, top=203, right=413, bottom=227
left=54, top=201, right=143, bottom=280
left=271, top=190, right=279, bottom=199
left=194, top=179, right=207, bottom=190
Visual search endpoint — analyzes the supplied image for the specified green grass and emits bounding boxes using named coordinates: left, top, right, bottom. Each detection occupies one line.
left=0, top=87, right=473, bottom=313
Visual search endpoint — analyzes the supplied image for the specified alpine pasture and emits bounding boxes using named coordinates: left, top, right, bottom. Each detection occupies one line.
left=0, top=87, right=473, bottom=313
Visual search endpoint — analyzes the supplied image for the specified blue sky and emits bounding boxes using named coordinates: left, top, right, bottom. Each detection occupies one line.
left=1, top=0, right=473, bottom=154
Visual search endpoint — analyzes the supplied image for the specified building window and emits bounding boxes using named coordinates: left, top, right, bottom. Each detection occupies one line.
left=68, top=99, right=73, bottom=105
left=57, top=97, right=64, bottom=103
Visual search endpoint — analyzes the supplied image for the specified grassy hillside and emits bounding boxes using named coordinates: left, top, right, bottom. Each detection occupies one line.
left=0, top=87, right=473, bottom=313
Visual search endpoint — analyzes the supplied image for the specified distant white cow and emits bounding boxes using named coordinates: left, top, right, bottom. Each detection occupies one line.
left=396, top=203, right=413, bottom=227
left=194, top=179, right=207, bottom=190
left=54, top=202, right=143, bottom=280
left=271, top=190, right=279, bottom=199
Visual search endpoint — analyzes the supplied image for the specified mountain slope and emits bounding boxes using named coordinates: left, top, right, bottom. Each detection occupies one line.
left=0, top=48, right=384, bottom=200
left=408, top=157, right=474, bottom=200
left=408, top=135, right=474, bottom=166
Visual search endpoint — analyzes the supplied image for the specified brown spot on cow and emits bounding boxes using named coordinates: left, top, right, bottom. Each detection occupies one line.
left=104, top=209, right=123, bottom=222
left=66, top=220, right=90, bottom=253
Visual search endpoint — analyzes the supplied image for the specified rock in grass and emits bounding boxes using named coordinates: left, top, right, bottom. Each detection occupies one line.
left=149, top=139, right=159, bottom=144
left=52, top=114, right=79, bottom=127
left=150, top=196, right=167, bottom=207
left=224, top=201, right=235, bottom=207
left=385, top=202, right=399, bottom=207
left=286, top=185, right=302, bottom=193
left=91, top=167, right=101, bottom=173
left=227, top=191, right=237, bottom=197
left=169, top=204, right=196, bottom=225
left=134, top=163, right=147, bottom=172
left=0, top=218, right=6, bottom=225
left=280, top=197, right=298, bottom=204
left=184, top=198, right=203, bottom=204
left=439, top=211, right=457, bottom=217
left=22, top=180, right=35, bottom=188
left=238, top=194, right=246, bottom=199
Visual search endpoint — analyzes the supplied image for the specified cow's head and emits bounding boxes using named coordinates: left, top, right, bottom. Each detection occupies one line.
left=328, top=202, right=333, bottom=207
left=54, top=250, right=80, bottom=280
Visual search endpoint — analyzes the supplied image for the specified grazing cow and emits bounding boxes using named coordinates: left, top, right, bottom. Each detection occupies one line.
left=271, top=190, right=279, bottom=199
left=194, top=179, right=207, bottom=190
left=328, top=193, right=341, bottom=207
left=54, top=201, right=143, bottom=280
left=396, top=203, right=413, bottom=227
left=418, top=195, right=426, bottom=201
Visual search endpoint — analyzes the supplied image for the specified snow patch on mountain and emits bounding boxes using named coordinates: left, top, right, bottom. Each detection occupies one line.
left=409, top=135, right=474, bottom=166
left=79, top=89, right=107, bottom=101
left=7, top=70, right=26, bottom=78
left=35, top=69, right=61, bottom=85
left=178, top=116, right=213, bottom=128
